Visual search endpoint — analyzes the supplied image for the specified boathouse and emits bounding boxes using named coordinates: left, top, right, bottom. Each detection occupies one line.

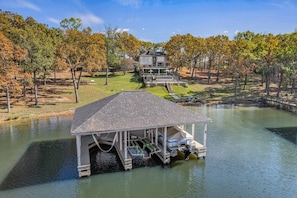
left=71, top=91, right=211, bottom=177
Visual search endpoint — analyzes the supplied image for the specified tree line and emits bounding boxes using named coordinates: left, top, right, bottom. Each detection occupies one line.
left=0, top=10, right=144, bottom=112
left=165, top=32, right=297, bottom=98
left=0, top=10, right=296, bottom=113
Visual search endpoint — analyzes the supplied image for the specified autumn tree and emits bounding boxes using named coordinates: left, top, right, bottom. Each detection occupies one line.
left=118, top=31, right=141, bottom=74
left=182, top=34, right=206, bottom=79
left=57, top=18, right=105, bottom=102
left=0, top=32, right=26, bottom=112
left=233, top=31, right=257, bottom=89
left=205, top=36, right=217, bottom=84
left=213, top=35, right=229, bottom=82
left=227, top=40, right=249, bottom=97
left=165, top=34, right=185, bottom=71
left=0, top=11, right=56, bottom=106
left=57, top=18, right=84, bottom=103
left=276, top=33, right=297, bottom=97
left=253, top=33, right=279, bottom=96
left=84, top=32, right=106, bottom=77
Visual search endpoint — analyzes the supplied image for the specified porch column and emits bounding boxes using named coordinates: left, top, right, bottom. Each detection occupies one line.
left=124, top=130, right=127, bottom=159
left=128, top=131, right=130, bottom=146
left=155, top=128, right=158, bottom=145
left=191, top=123, right=195, bottom=138
left=151, top=129, right=153, bottom=143
left=143, top=129, right=146, bottom=138
left=203, top=123, right=207, bottom=147
left=163, top=127, right=167, bottom=161
left=120, top=131, right=122, bottom=150
left=76, top=135, right=81, bottom=167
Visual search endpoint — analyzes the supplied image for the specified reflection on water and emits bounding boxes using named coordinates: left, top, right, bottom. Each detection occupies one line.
left=267, top=127, right=297, bottom=144
left=0, top=108, right=297, bottom=197
left=0, top=139, right=77, bottom=190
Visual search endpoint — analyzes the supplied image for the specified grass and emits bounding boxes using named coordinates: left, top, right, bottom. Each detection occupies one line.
left=0, top=70, right=271, bottom=122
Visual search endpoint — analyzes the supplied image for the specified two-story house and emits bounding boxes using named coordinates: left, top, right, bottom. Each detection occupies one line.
left=139, top=50, right=173, bottom=85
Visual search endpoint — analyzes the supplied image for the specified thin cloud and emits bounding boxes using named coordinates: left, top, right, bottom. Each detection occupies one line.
left=76, top=13, right=104, bottom=26
left=18, top=0, right=41, bottom=11
left=269, top=0, right=295, bottom=9
left=116, top=28, right=130, bottom=33
left=48, top=17, right=60, bottom=25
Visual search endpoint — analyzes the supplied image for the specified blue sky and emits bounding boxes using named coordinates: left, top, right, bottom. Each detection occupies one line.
left=1, top=0, right=297, bottom=42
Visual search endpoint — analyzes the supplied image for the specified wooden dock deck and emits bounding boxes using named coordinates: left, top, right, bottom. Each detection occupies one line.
left=264, top=97, right=297, bottom=114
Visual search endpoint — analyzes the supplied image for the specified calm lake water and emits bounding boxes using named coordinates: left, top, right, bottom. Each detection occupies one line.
left=0, top=105, right=297, bottom=198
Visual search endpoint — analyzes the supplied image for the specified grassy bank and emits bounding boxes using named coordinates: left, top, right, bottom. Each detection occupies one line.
left=0, top=71, right=266, bottom=122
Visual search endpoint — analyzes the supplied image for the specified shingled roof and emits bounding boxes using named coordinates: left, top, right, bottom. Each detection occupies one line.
left=71, top=91, right=211, bottom=135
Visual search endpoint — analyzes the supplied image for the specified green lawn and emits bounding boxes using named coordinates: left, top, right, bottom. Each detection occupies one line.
left=0, top=71, right=236, bottom=121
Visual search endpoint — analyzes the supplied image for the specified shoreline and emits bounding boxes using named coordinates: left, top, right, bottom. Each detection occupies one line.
left=0, top=98, right=261, bottom=124
left=0, top=109, right=75, bottom=124
left=0, top=97, right=295, bottom=124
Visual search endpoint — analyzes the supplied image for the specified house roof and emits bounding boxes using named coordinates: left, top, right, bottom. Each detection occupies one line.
left=139, top=50, right=167, bottom=57
left=70, top=91, right=211, bottom=135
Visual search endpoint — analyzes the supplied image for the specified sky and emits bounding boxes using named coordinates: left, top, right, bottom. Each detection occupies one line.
left=0, top=0, right=297, bottom=42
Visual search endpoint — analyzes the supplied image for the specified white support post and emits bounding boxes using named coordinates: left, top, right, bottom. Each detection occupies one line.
left=191, top=123, right=195, bottom=148
left=124, top=130, right=127, bottom=159
left=155, top=128, right=158, bottom=145
left=128, top=131, right=130, bottom=146
left=163, top=127, right=167, bottom=162
left=151, top=129, right=153, bottom=143
left=120, top=131, right=122, bottom=150
left=76, top=135, right=81, bottom=167
left=203, top=123, right=207, bottom=147
left=191, top=123, right=195, bottom=138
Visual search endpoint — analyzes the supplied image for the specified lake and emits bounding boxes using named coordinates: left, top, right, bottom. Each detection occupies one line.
left=0, top=105, right=297, bottom=198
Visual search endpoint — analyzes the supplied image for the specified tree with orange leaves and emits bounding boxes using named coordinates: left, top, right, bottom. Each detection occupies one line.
left=0, top=32, right=26, bottom=112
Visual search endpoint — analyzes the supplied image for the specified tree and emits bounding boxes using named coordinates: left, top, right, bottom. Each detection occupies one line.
left=213, top=35, right=229, bottom=82
left=253, top=33, right=279, bottom=96
left=23, top=17, right=55, bottom=106
left=165, top=34, right=185, bottom=71
left=0, top=11, right=56, bottom=106
left=227, top=40, right=244, bottom=97
left=103, top=26, right=121, bottom=85
left=205, top=36, right=218, bottom=84
left=0, top=32, right=26, bottom=112
left=233, top=31, right=257, bottom=89
left=182, top=34, right=206, bottom=79
left=57, top=18, right=105, bottom=102
left=118, top=31, right=141, bottom=74
left=84, top=32, right=106, bottom=77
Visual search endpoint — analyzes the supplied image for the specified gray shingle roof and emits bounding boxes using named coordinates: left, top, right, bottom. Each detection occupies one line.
left=71, top=91, right=211, bottom=135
